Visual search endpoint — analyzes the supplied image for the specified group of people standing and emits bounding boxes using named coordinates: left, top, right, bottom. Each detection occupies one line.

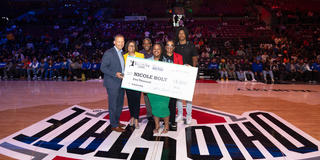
left=100, top=27, right=198, bottom=133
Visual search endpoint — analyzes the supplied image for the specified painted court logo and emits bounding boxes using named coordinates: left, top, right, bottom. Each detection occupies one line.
left=0, top=105, right=319, bottom=160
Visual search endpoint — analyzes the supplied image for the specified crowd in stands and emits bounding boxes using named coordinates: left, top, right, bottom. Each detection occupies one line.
left=196, top=21, right=320, bottom=83
left=0, top=0, right=320, bottom=83
left=198, top=45, right=320, bottom=83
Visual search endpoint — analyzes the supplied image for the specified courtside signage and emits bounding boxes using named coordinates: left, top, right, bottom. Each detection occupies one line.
left=0, top=105, right=319, bottom=160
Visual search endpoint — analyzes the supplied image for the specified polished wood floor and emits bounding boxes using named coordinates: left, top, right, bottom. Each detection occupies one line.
left=0, top=80, right=319, bottom=160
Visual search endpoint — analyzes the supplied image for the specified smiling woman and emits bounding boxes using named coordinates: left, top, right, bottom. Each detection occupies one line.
left=123, top=40, right=145, bottom=129
left=146, top=43, right=172, bottom=134
left=162, top=40, right=184, bottom=130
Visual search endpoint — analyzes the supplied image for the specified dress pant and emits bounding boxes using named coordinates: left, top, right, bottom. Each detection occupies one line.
left=106, top=87, right=124, bottom=127
left=169, top=98, right=177, bottom=123
left=125, top=89, right=141, bottom=119
left=143, top=93, right=152, bottom=118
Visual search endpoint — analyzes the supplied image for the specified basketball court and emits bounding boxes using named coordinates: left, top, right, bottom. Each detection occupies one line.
left=0, top=80, right=319, bottom=159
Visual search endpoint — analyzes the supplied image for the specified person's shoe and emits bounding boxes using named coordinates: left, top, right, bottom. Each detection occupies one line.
left=244, top=79, right=248, bottom=82
left=111, top=127, right=126, bottom=132
left=119, top=122, right=126, bottom=128
left=186, top=116, right=192, bottom=125
left=134, top=119, right=140, bottom=129
left=129, top=118, right=134, bottom=127
left=271, top=79, right=275, bottom=84
left=162, top=127, right=169, bottom=134
left=169, top=122, right=177, bottom=131
left=153, top=128, right=159, bottom=134
left=175, top=114, right=183, bottom=122
left=252, top=79, right=257, bottom=82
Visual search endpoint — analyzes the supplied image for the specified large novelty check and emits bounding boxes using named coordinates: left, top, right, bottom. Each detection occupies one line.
left=121, top=56, right=198, bottom=101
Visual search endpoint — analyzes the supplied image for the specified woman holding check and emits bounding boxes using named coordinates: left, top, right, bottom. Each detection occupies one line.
left=123, top=40, right=144, bottom=128
left=162, top=40, right=183, bottom=131
left=148, top=43, right=171, bottom=134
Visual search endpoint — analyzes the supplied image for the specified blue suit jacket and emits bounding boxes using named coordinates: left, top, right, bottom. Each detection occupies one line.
left=100, top=47, right=123, bottom=88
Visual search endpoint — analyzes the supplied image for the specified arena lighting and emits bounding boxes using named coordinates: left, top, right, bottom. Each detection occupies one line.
left=1, top=17, right=9, bottom=21
left=272, top=0, right=279, bottom=9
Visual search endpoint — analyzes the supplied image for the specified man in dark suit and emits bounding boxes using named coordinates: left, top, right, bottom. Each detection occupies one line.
left=100, top=34, right=126, bottom=132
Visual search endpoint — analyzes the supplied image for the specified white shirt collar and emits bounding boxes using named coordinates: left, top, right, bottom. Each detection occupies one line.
left=114, top=46, right=122, bottom=53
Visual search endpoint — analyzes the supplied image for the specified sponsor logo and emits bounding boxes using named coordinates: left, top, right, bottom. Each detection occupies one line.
left=151, top=65, right=163, bottom=72
left=0, top=105, right=319, bottom=160
left=129, top=60, right=149, bottom=69
left=129, top=60, right=135, bottom=67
